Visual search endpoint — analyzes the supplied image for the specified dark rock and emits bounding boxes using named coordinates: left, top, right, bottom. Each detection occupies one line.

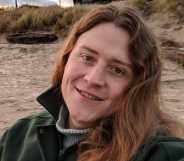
left=6, top=32, right=58, bottom=44
left=160, top=37, right=182, bottom=48
left=74, top=0, right=112, bottom=4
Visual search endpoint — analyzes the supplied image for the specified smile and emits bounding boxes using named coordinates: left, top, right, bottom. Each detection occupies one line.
left=75, top=87, right=104, bottom=101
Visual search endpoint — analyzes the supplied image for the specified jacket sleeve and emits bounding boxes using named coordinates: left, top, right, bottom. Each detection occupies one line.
left=146, top=140, right=184, bottom=161
left=0, top=130, right=9, bottom=160
left=133, top=137, right=184, bottom=161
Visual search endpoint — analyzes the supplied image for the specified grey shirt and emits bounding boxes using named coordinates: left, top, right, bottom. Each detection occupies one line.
left=56, top=105, right=91, bottom=151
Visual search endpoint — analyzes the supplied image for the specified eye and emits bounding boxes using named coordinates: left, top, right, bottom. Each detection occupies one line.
left=109, top=66, right=127, bottom=77
left=79, top=53, right=95, bottom=65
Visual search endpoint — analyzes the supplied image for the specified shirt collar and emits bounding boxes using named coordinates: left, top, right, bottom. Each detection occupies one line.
left=56, top=104, right=91, bottom=135
left=37, top=86, right=64, bottom=121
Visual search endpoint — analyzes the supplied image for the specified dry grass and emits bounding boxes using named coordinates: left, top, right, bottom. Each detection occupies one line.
left=0, top=1, right=184, bottom=36
left=0, top=5, right=91, bottom=37
left=54, top=5, right=91, bottom=37
left=10, top=6, right=65, bottom=33
left=131, top=0, right=184, bottom=20
left=130, top=0, right=147, bottom=10
left=152, top=0, right=178, bottom=12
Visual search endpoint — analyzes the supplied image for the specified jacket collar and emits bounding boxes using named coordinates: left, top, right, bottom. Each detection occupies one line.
left=37, top=86, right=64, bottom=121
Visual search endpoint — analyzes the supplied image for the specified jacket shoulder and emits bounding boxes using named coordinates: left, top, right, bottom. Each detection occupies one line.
left=17, top=110, right=55, bottom=125
left=0, top=111, right=57, bottom=160
left=135, top=136, right=184, bottom=161
left=157, top=137, right=184, bottom=161
left=1, top=111, right=55, bottom=141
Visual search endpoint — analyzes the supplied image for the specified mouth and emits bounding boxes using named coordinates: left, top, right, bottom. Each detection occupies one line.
left=75, top=87, right=104, bottom=101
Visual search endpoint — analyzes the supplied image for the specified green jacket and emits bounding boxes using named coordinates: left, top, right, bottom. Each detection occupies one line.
left=0, top=87, right=184, bottom=161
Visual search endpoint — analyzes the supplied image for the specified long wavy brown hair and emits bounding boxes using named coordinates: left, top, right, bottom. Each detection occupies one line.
left=52, top=4, right=183, bottom=161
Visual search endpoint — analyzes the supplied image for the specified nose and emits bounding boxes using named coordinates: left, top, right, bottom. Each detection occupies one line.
left=84, top=65, right=106, bottom=87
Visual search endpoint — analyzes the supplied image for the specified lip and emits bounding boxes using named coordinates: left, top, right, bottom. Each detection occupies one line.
left=74, top=87, right=104, bottom=101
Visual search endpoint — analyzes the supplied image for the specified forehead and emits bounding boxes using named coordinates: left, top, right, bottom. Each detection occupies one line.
left=74, top=23, right=131, bottom=65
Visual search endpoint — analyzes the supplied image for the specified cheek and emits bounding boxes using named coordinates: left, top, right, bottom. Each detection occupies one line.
left=61, top=61, right=74, bottom=94
left=61, top=66, right=69, bottom=87
left=109, top=81, right=129, bottom=101
left=106, top=84, right=128, bottom=114
left=64, top=57, right=84, bottom=76
left=61, top=61, right=85, bottom=91
left=62, top=61, right=77, bottom=81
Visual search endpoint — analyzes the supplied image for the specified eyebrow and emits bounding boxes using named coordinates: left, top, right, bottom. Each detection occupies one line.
left=80, top=45, right=132, bottom=69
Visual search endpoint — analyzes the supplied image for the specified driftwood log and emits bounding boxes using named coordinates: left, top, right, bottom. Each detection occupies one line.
left=6, top=32, right=58, bottom=44
left=160, top=37, right=184, bottom=67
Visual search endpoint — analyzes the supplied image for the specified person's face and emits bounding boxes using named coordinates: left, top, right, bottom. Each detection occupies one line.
left=62, top=23, right=133, bottom=129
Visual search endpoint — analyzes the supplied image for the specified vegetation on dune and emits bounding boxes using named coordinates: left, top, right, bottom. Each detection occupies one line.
left=11, top=6, right=65, bottom=33
left=0, top=5, right=90, bottom=37
left=53, top=5, right=91, bottom=37
left=131, top=0, right=178, bottom=11
left=131, top=0, right=184, bottom=21
left=0, top=0, right=184, bottom=37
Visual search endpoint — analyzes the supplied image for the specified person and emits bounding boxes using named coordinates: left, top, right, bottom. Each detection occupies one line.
left=0, top=4, right=184, bottom=161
